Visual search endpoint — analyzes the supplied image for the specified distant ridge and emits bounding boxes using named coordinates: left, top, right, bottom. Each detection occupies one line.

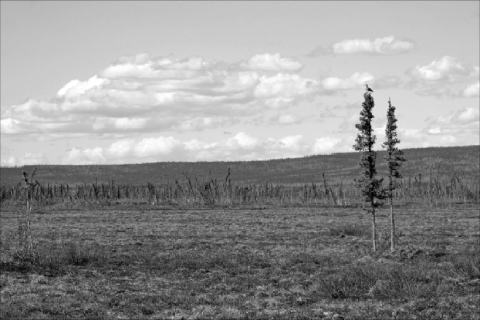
left=1, top=145, right=478, bottom=186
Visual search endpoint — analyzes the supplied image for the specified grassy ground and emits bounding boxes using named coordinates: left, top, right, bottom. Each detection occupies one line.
left=1, top=203, right=479, bottom=319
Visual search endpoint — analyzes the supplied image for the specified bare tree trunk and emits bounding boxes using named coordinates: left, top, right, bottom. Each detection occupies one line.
left=390, top=197, right=395, bottom=252
left=371, top=205, right=377, bottom=253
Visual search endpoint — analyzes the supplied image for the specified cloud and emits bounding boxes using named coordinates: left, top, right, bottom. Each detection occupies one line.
left=0, top=156, right=16, bottom=167
left=462, top=81, right=479, bottom=97
left=63, top=148, right=106, bottom=165
left=134, top=136, right=182, bottom=158
left=408, top=56, right=470, bottom=82
left=426, top=107, right=479, bottom=131
left=242, top=53, right=302, bottom=72
left=1, top=153, right=48, bottom=167
left=1, top=53, right=319, bottom=136
left=226, top=132, right=260, bottom=150
left=321, top=72, right=374, bottom=91
left=254, top=73, right=319, bottom=108
left=471, top=66, right=479, bottom=77
left=51, top=132, right=355, bottom=164
left=413, top=86, right=456, bottom=99
left=57, top=75, right=108, bottom=98
left=407, top=57, right=479, bottom=98
left=308, top=36, right=415, bottom=56
left=266, top=113, right=308, bottom=126
left=396, top=107, right=479, bottom=149
left=313, top=137, right=341, bottom=154
left=173, top=116, right=235, bottom=132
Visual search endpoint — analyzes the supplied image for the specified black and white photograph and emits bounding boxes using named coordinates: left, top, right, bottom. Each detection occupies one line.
left=1, top=1, right=479, bottom=319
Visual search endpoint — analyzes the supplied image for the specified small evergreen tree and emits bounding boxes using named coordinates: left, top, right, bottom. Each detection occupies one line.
left=382, top=98, right=405, bottom=252
left=353, top=90, right=385, bottom=252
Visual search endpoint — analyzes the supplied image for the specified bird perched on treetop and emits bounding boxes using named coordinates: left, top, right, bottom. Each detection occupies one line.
left=365, top=84, right=374, bottom=93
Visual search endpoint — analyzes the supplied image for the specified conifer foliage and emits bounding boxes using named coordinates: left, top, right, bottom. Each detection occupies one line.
left=382, top=98, right=406, bottom=252
left=353, top=90, right=385, bottom=252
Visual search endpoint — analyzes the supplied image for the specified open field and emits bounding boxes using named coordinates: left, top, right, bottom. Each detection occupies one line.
left=1, top=203, right=479, bottom=319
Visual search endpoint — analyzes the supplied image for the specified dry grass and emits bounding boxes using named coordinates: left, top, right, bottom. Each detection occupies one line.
left=1, top=204, right=479, bottom=319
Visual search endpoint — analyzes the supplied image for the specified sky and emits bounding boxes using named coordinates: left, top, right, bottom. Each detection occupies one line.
left=1, top=1, right=479, bottom=166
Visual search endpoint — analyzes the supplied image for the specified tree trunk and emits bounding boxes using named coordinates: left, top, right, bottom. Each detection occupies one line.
left=390, top=198, right=395, bottom=252
left=371, top=206, right=377, bottom=252
left=390, top=175, right=396, bottom=252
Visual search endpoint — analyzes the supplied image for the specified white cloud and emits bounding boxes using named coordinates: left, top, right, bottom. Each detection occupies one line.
left=278, top=135, right=304, bottom=152
left=57, top=76, right=108, bottom=98
left=278, top=114, right=299, bottom=125
left=254, top=73, right=319, bottom=107
left=1, top=156, right=16, bottom=167
left=134, top=137, right=182, bottom=158
left=397, top=107, right=479, bottom=148
left=308, top=36, right=415, bottom=56
left=429, top=107, right=479, bottom=127
left=332, top=36, right=414, bottom=55
left=322, top=72, right=374, bottom=91
left=10, top=153, right=47, bottom=166
left=107, top=139, right=136, bottom=159
left=457, top=107, right=479, bottom=122
left=1, top=53, right=320, bottom=136
left=471, top=66, right=479, bottom=77
left=115, top=118, right=149, bottom=130
left=63, top=148, right=105, bottom=165
left=313, top=137, right=341, bottom=154
left=242, top=53, right=302, bottom=72
left=226, top=132, right=259, bottom=150
left=407, top=57, right=479, bottom=98
left=409, top=56, right=470, bottom=82
left=462, top=81, right=479, bottom=97
left=47, top=132, right=349, bottom=164
left=174, top=116, right=232, bottom=132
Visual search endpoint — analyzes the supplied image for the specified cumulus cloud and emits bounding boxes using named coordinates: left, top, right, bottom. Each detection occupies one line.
left=425, top=107, right=479, bottom=133
left=57, top=75, right=108, bottom=98
left=242, top=53, right=302, bottom=72
left=0, top=156, right=16, bottom=167
left=1, top=153, right=48, bottom=166
left=134, top=136, right=182, bottom=158
left=462, top=81, right=479, bottom=97
left=1, top=53, right=319, bottom=136
left=254, top=73, right=319, bottom=108
left=308, top=36, right=415, bottom=56
left=313, top=137, right=342, bottom=154
left=266, top=113, right=308, bottom=126
left=407, top=57, right=479, bottom=98
left=173, top=116, right=234, bottom=132
left=53, top=132, right=354, bottom=164
left=396, top=107, right=479, bottom=149
left=63, top=148, right=105, bottom=165
left=321, top=72, right=374, bottom=91
left=409, top=56, right=470, bottom=82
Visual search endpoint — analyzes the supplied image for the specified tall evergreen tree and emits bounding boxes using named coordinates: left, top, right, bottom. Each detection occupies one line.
left=382, top=98, right=406, bottom=252
left=353, top=90, right=385, bottom=252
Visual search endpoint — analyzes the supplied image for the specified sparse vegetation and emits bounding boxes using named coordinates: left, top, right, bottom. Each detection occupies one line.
left=1, top=204, right=479, bottom=319
left=0, top=147, right=479, bottom=319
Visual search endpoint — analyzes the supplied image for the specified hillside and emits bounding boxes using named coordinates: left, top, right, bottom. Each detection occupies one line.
left=0, top=145, right=478, bottom=186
